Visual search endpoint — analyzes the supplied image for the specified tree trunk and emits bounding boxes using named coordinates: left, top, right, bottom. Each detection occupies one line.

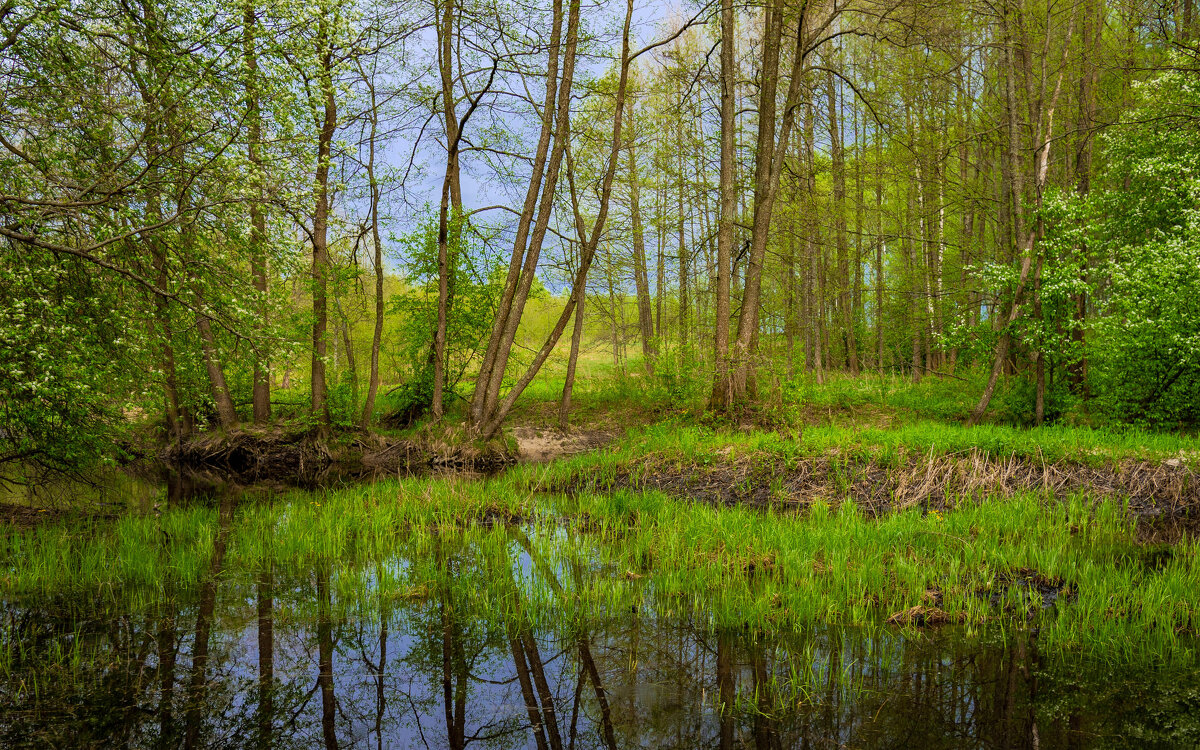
left=183, top=499, right=232, bottom=750
left=339, top=308, right=358, bottom=411
left=708, top=0, right=736, bottom=410
left=655, top=170, right=665, bottom=340
left=317, top=566, right=338, bottom=750
left=244, top=0, right=270, bottom=424
left=470, top=0, right=577, bottom=428
left=256, top=565, right=274, bottom=749
left=559, top=287, right=584, bottom=431
left=474, top=0, right=632, bottom=440
left=625, top=94, right=656, bottom=372
left=676, top=108, right=689, bottom=355
left=178, top=161, right=237, bottom=427
left=785, top=217, right=797, bottom=377
left=875, top=139, right=885, bottom=373
left=826, top=65, right=858, bottom=375
left=852, top=88, right=865, bottom=374
left=432, top=0, right=478, bottom=420
left=729, top=0, right=813, bottom=400
left=510, top=632, right=551, bottom=750
left=969, top=0, right=1076, bottom=425
left=717, top=632, right=735, bottom=750
left=1034, top=250, right=1045, bottom=425
left=310, top=10, right=336, bottom=429
left=197, top=316, right=238, bottom=429
left=606, top=247, right=620, bottom=368
left=907, top=180, right=923, bottom=384
left=137, top=0, right=187, bottom=438
left=361, top=65, right=385, bottom=430
left=1069, top=0, right=1100, bottom=396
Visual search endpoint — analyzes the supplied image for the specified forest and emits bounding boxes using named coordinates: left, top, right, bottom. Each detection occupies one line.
left=3, top=0, right=1199, bottom=468
left=2, top=0, right=1200, bottom=746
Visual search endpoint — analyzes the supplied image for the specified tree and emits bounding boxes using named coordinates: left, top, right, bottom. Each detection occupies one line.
left=1086, top=59, right=1200, bottom=424
left=967, top=0, right=1079, bottom=426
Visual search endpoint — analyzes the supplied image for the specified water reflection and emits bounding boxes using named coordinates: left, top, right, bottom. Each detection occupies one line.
left=1, top=546, right=1198, bottom=748
left=0, top=461, right=496, bottom=520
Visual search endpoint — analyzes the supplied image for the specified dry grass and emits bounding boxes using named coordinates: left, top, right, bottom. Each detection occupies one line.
left=558, top=448, right=1199, bottom=537
left=886, top=605, right=965, bottom=626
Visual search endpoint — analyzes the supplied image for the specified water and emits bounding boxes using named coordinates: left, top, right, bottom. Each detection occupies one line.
left=1, top=472, right=1199, bottom=748
left=2, top=558, right=1199, bottom=747
left=0, top=460, right=451, bottom=519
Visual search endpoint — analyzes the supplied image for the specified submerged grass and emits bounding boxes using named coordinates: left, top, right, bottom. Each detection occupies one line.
left=1, top=455, right=1197, bottom=664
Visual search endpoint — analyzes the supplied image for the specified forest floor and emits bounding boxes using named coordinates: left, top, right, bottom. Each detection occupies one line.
left=6, top=371, right=1199, bottom=540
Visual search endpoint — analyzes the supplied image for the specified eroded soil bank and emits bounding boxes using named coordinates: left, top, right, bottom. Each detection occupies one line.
left=549, top=448, right=1199, bottom=541
left=155, top=423, right=623, bottom=481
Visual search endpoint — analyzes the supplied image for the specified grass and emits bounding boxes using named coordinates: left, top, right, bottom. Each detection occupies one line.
left=507, top=365, right=1198, bottom=464
left=2, top=448, right=1197, bottom=664
left=831, top=419, right=1198, bottom=463
left=228, top=346, right=1200, bottom=467
left=523, top=422, right=1200, bottom=513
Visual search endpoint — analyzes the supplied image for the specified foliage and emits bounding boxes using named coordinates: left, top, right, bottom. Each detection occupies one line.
left=3, top=0, right=1200, bottom=473
left=0, top=252, right=138, bottom=471
left=385, top=213, right=501, bottom=423
left=1087, top=63, right=1200, bottom=426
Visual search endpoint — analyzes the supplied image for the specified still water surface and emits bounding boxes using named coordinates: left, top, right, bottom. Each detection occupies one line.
left=1, top=472, right=1198, bottom=748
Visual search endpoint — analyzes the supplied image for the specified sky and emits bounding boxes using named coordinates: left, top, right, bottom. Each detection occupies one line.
left=386, top=0, right=696, bottom=243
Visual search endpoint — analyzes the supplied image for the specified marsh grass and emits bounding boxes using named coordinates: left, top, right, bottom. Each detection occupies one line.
left=548, top=420, right=1196, bottom=468
left=2, top=459, right=1197, bottom=664
left=518, top=423, right=1199, bottom=530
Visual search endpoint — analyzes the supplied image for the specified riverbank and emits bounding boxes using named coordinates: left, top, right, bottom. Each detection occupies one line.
left=3, top=417, right=1197, bottom=663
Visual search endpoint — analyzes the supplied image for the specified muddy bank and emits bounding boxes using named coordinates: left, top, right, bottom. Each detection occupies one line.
left=159, top=426, right=517, bottom=483
left=157, top=424, right=620, bottom=484
left=552, top=450, right=1199, bottom=540
left=0, top=502, right=76, bottom=529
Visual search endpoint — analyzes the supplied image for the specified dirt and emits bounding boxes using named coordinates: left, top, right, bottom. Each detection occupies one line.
left=887, top=565, right=1082, bottom=630
left=12, top=417, right=1198, bottom=545
left=141, top=422, right=614, bottom=490
left=0, top=503, right=68, bottom=529
left=513, top=426, right=618, bottom=463
left=973, top=567, right=1078, bottom=616
left=159, top=425, right=519, bottom=483
left=160, top=427, right=343, bottom=479
left=551, top=450, right=1200, bottom=540
left=886, top=605, right=964, bottom=626
left=0, top=503, right=120, bottom=529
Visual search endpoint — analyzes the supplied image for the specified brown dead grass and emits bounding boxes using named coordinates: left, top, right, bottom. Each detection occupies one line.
left=0, top=503, right=70, bottom=529
left=886, top=605, right=965, bottom=627
left=558, top=449, right=1199, bottom=540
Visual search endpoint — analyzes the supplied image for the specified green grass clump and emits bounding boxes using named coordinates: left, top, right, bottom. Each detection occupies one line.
left=520, top=418, right=1194, bottom=483
left=2, top=460, right=1197, bottom=664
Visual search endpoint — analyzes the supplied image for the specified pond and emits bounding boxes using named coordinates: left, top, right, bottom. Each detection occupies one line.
left=0, top=470, right=1198, bottom=748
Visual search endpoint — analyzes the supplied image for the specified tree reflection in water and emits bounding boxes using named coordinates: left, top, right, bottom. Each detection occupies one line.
left=1, top=529, right=1198, bottom=749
